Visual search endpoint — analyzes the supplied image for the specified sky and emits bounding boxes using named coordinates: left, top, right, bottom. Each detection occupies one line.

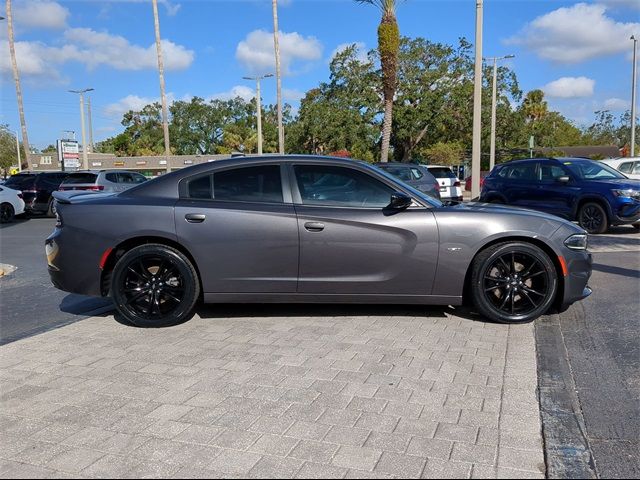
left=0, top=0, right=639, bottom=150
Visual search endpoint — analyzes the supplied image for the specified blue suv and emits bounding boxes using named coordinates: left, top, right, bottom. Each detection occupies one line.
left=480, top=157, right=640, bottom=234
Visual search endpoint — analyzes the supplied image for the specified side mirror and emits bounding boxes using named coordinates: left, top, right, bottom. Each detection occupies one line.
left=388, top=192, right=412, bottom=210
left=557, top=175, right=570, bottom=183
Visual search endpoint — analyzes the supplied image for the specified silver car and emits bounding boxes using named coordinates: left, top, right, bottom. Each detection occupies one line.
left=58, top=170, right=147, bottom=193
left=47, top=155, right=592, bottom=327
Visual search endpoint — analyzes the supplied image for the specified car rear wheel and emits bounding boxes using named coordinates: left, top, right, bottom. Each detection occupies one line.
left=47, top=199, right=57, bottom=218
left=111, top=244, right=200, bottom=327
left=0, top=203, right=15, bottom=223
left=471, top=242, right=558, bottom=324
left=578, top=202, right=608, bottom=234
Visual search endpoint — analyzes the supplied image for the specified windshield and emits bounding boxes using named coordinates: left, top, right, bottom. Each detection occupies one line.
left=562, top=160, right=626, bottom=180
left=369, top=164, right=443, bottom=207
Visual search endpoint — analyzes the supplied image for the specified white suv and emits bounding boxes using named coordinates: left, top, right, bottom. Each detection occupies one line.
left=426, top=165, right=463, bottom=201
left=59, top=170, right=147, bottom=193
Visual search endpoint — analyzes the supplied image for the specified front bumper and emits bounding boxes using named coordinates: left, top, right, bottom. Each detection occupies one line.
left=560, top=248, right=592, bottom=309
left=611, top=198, right=640, bottom=225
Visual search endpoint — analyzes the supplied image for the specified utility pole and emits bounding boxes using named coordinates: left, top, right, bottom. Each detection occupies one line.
left=5, top=2, right=31, bottom=170
left=68, top=88, right=93, bottom=171
left=272, top=0, right=284, bottom=154
left=631, top=35, right=637, bottom=157
left=87, top=96, right=94, bottom=153
left=15, top=131, right=21, bottom=173
left=471, top=0, right=483, bottom=199
left=485, top=54, right=515, bottom=172
left=243, top=74, right=274, bottom=155
left=152, top=0, right=171, bottom=172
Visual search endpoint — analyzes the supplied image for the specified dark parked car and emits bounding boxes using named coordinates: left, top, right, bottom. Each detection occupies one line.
left=480, top=158, right=640, bottom=234
left=374, top=162, right=441, bottom=200
left=4, top=171, right=69, bottom=216
left=48, top=155, right=592, bottom=327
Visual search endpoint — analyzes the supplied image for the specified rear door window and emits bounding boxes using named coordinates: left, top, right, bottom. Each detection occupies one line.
left=410, top=168, right=424, bottom=180
left=498, top=163, right=537, bottom=181
left=105, top=173, right=118, bottom=183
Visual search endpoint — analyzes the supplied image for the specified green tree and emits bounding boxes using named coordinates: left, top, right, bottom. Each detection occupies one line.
left=357, top=0, right=402, bottom=162
left=0, top=125, right=23, bottom=174
left=421, top=141, right=465, bottom=166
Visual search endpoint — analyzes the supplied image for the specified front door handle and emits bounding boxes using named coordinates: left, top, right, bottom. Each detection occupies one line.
left=304, top=222, right=325, bottom=232
left=185, top=213, right=206, bottom=223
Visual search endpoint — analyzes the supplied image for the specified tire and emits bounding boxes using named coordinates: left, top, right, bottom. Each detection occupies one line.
left=0, top=203, right=15, bottom=223
left=578, top=202, right=608, bottom=234
left=46, top=198, right=56, bottom=218
left=111, top=244, right=200, bottom=327
left=471, top=242, right=558, bottom=324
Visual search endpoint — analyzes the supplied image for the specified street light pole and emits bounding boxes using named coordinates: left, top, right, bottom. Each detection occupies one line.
left=5, top=2, right=31, bottom=170
left=15, top=131, right=21, bottom=173
left=471, top=0, right=484, bottom=200
left=69, top=88, right=93, bottom=171
left=87, top=96, right=94, bottom=153
left=485, top=54, right=515, bottom=172
left=152, top=0, right=171, bottom=172
left=631, top=36, right=637, bottom=157
left=272, top=0, right=284, bottom=154
left=243, top=74, right=274, bottom=155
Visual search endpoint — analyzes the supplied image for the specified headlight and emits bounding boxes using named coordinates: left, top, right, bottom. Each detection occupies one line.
left=612, top=189, right=640, bottom=199
left=564, top=234, right=588, bottom=250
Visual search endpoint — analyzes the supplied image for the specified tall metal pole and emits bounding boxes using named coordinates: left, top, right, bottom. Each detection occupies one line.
left=6, top=1, right=31, bottom=170
left=489, top=57, right=498, bottom=173
left=15, top=131, right=21, bottom=173
left=152, top=0, right=171, bottom=172
left=78, top=92, right=88, bottom=170
left=471, top=0, right=483, bottom=199
left=69, top=89, right=93, bottom=170
left=272, top=0, right=284, bottom=154
left=631, top=36, right=637, bottom=157
left=87, top=96, right=94, bottom=153
left=256, top=78, right=263, bottom=155
left=486, top=54, right=515, bottom=172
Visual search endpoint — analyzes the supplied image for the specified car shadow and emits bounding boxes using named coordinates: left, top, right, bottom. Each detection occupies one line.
left=109, top=302, right=493, bottom=329
left=592, top=262, right=640, bottom=280
left=0, top=216, right=30, bottom=229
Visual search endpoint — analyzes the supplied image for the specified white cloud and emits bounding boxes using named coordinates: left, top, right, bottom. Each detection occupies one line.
left=329, top=42, right=369, bottom=63
left=603, top=97, right=631, bottom=110
left=14, top=0, right=70, bottom=29
left=236, top=29, right=322, bottom=74
left=63, top=28, right=194, bottom=71
left=283, top=88, right=305, bottom=102
left=507, top=3, right=640, bottom=63
left=599, top=0, right=640, bottom=11
left=543, top=77, right=595, bottom=98
left=210, top=85, right=255, bottom=102
left=104, top=95, right=160, bottom=118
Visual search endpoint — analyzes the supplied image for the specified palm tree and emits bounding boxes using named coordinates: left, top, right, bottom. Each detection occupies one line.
left=357, top=0, right=401, bottom=162
left=523, top=89, right=548, bottom=123
left=151, top=0, right=171, bottom=172
left=6, top=0, right=31, bottom=169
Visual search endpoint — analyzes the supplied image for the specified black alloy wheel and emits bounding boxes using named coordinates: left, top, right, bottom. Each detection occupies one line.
left=111, top=244, right=200, bottom=327
left=471, top=242, right=558, bottom=323
left=0, top=203, right=15, bottom=223
left=578, top=202, right=608, bottom=234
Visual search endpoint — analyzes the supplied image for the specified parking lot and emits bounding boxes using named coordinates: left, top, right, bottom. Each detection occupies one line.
left=0, top=217, right=638, bottom=478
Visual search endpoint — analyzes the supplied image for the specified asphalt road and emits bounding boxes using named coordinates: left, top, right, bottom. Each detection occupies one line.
left=0, top=217, right=112, bottom=345
left=537, top=227, right=640, bottom=479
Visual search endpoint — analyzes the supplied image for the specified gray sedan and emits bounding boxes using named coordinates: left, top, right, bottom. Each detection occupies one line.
left=47, top=155, right=592, bottom=327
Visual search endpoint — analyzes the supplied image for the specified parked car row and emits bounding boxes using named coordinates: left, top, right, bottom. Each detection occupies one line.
left=0, top=170, right=147, bottom=222
left=479, top=157, right=640, bottom=234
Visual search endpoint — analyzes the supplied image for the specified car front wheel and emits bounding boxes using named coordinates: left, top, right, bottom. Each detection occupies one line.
left=471, top=242, right=558, bottom=324
left=111, top=244, right=200, bottom=327
left=578, top=202, right=608, bottom=234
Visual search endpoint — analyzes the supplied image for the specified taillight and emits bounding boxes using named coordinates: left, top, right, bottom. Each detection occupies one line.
left=58, top=186, right=69, bottom=191
left=22, top=189, right=37, bottom=193
left=89, top=186, right=104, bottom=191
left=17, top=193, right=23, bottom=199
left=454, top=181, right=461, bottom=187
left=55, top=211, right=63, bottom=228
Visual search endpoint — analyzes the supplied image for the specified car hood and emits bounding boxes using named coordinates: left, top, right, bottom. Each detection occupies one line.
left=585, top=178, right=640, bottom=189
left=440, top=200, right=582, bottom=230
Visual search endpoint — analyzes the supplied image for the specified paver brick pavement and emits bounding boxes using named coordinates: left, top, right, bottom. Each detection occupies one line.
left=0, top=307, right=545, bottom=478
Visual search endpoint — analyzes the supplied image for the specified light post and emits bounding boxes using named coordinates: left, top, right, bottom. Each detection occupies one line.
left=631, top=35, right=637, bottom=157
left=243, top=74, right=274, bottom=155
left=485, top=54, right=515, bottom=171
left=152, top=0, right=171, bottom=172
left=272, top=0, right=284, bottom=154
left=68, top=88, right=93, bottom=170
left=471, top=0, right=484, bottom=199
left=15, top=130, right=21, bottom=173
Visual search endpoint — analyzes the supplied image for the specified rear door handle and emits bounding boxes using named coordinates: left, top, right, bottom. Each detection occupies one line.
left=185, top=213, right=206, bottom=223
left=304, top=222, right=325, bottom=232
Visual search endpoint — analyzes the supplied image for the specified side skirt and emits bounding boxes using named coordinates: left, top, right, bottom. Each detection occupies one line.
left=203, top=293, right=463, bottom=306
